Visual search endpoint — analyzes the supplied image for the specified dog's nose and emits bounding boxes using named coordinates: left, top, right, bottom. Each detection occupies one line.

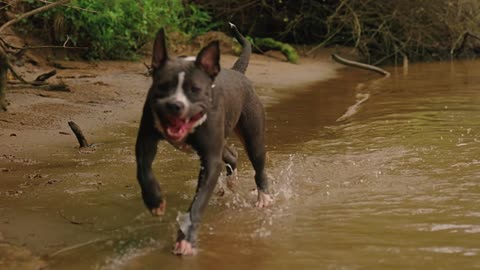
left=166, top=101, right=185, bottom=114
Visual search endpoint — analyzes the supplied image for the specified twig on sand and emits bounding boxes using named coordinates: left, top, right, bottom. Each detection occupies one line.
left=68, top=121, right=90, bottom=148
left=48, top=237, right=106, bottom=258
left=332, top=53, right=390, bottom=77
left=58, top=210, right=92, bottom=226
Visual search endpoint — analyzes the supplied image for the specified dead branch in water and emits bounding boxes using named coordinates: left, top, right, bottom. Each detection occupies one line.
left=332, top=53, right=390, bottom=77
left=68, top=121, right=90, bottom=148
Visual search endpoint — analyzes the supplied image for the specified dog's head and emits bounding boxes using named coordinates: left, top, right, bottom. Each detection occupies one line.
left=148, top=29, right=220, bottom=142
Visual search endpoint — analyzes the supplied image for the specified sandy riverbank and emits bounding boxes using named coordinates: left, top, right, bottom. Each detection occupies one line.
left=0, top=51, right=340, bottom=157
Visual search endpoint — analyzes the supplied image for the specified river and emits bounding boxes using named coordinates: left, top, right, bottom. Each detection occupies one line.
left=1, top=60, right=479, bottom=269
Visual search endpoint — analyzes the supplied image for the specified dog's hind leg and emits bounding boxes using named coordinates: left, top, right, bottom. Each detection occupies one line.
left=223, top=145, right=237, bottom=175
left=236, top=103, right=272, bottom=208
left=221, top=145, right=238, bottom=190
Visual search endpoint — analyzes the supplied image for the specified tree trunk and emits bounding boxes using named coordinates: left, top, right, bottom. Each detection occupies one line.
left=0, top=51, right=7, bottom=111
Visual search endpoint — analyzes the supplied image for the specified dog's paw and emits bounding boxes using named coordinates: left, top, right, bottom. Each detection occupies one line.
left=255, top=191, right=273, bottom=208
left=172, top=240, right=197, bottom=256
left=150, top=200, right=166, bottom=216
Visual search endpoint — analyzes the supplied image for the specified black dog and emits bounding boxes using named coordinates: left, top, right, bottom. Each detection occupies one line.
left=135, top=23, right=272, bottom=256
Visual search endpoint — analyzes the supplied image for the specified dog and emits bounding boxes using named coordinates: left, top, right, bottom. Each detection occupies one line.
left=135, top=23, right=272, bottom=256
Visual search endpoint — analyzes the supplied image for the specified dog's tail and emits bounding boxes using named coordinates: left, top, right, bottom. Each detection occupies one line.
left=229, top=22, right=251, bottom=74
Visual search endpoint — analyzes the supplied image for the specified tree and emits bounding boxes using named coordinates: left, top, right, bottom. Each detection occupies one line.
left=0, top=0, right=71, bottom=111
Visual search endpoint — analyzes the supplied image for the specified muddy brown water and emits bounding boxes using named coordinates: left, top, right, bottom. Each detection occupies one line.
left=1, top=60, right=480, bottom=269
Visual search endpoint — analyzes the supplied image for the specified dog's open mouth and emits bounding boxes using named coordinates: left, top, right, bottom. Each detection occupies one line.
left=165, top=112, right=206, bottom=141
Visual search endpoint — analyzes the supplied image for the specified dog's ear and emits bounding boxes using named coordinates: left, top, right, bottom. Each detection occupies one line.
left=195, top=41, right=220, bottom=79
left=152, top=29, right=168, bottom=69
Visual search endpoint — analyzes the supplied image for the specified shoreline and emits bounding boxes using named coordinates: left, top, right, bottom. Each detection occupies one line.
left=0, top=52, right=340, bottom=158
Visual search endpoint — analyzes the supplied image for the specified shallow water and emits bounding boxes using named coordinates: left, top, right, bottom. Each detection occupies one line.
left=2, top=60, right=480, bottom=269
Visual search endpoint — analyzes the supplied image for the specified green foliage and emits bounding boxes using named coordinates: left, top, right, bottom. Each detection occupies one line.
left=254, top=38, right=299, bottom=64
left=22, top=0, right=217, bottom=59
left=181, top=4, right=222, bottom=37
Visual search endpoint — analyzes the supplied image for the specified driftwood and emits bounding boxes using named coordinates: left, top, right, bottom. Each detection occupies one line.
left=68, top=121, right=89, bottom=148
left=7, top=82, right=69, bottom=92
left=34, top=70, right=57, bottom=82
left=332, top=53, right=390, bottom=77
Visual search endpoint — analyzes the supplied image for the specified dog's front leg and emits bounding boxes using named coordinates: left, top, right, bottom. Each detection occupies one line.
left=173, top=152, right=223, bottom=255
left=135, top=111, right=165, bottom=216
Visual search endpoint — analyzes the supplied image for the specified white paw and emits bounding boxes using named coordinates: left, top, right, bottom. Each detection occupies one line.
left=255, top=191, right=273, bottom=208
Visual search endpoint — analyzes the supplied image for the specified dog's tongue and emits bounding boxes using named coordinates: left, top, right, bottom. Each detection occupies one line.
left=166, top=113, right=205, bottom=141
left=166, top=117, right=195, bottom=141
left=166, top=118, right=188, bottom=141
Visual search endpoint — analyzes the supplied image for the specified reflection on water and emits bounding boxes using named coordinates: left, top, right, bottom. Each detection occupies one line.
left=2, top=60, right=480, bottom=269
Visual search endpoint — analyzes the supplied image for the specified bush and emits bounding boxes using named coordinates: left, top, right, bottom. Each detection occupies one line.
left=321, top=0, right=480, bottom=64
left=195, top=0, right=480, bottom=64
left=22, top=0, right=217, bottom=59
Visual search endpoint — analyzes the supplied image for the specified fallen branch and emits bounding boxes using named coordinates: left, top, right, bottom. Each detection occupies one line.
left=35, top=70, right=57, bottom=82
left=332, top=53, right=390, bottom=77
left=1, top=50, right=68, bottom=90
left=68, top=121, right=89, bottom=148
left=6, top=68, right=69, bottom=91
left=7, top=82, right=70, bottom=91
